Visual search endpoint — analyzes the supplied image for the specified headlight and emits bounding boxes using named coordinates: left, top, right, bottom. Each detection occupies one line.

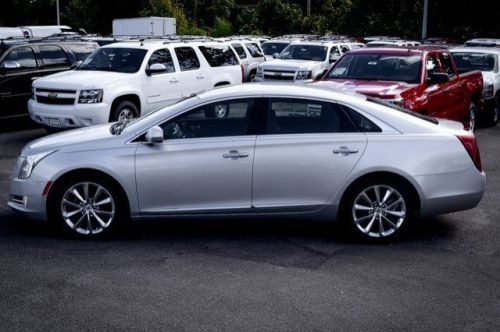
left=18, top=151, right=56, bottom=179
left=78, top=89, right=103, bottom=104
left=296, top=70, right=312, bottom=80
left=483, top=83, right=494, bottom=98
left=256, top=67, right=263, bottom=78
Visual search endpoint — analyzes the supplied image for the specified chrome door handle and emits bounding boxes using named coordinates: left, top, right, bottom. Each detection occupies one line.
left=333, top=147, right=359, bottom=155
left=196, top=75, right=205, bottom=79
left=170, top=78, right=179, bottom=83
left=223, top=150, right=249, bottom=160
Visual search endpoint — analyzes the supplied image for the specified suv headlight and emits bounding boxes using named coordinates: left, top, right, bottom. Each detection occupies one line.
left=18, top=151, right=56, bottom=179
left=483, top=83, right=494, bottom=98
left=79, top=89, right=103, bottom=104
left=256, top=67, right=263, bottom=78
left=296, top=70, right=312, bottom=80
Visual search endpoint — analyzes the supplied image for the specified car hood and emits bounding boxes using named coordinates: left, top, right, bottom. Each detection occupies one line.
left=33, top=70, right=131, bottom=90
left=311, top=79, right=419, bottom=98
left=259, top=59, right=323, bottom=71
left=22, top=124, right=117, bottom=155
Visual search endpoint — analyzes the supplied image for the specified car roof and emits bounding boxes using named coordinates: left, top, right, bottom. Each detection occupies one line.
left=451, top=47, right=500, bottom=54
left=289, top=41, right=358, bottom=47
left=103, top=40, right=232, bottom=50
left=346, top=47, right=428, bottom=56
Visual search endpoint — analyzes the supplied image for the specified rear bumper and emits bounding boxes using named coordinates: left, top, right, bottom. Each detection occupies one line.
left=28, top=99, right=110, bottom=128
left=416, top=167, right=486, bottom=217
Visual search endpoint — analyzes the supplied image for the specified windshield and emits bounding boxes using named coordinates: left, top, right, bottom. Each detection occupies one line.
left=367, top=97, right=439, bottom=124
left=327, top=53, right=422, bottom=84
left=452, top=52, right=497, bottom=73
left=262, top=42, right=290, bottom=56
left=77, top=48, right=147, bottom=73
left=279, top=45, right=328, bottom=61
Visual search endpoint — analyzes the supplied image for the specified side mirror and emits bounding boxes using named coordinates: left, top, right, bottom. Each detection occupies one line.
left=145, top=126, right=164, bottom=145
left=146, top=63, right=167, bottom=76
left=0, top=61, right=21, bottom=70
left=428, top=72, right=450, bottom=85
left=272, top=53, right=280, bottom=59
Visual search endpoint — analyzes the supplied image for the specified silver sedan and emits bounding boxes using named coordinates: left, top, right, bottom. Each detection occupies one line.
left=8, top=84, right=486, bottom=240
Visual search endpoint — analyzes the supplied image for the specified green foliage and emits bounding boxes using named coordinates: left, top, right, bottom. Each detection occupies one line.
left=143, top=0, right=191, bottom=34
left=210, top=17, right=233, bottom=37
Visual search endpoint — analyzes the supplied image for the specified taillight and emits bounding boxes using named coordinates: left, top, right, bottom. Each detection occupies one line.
left=241, top=65, right=245, bottom=82
left=456, top=133, right=482, bottom=171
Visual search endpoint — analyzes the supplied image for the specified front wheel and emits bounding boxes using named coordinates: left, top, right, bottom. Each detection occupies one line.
left=109, top=100, right=139, bottom=123
left=48, top=176, right=126, bottom=238
left=468, top=102, right=477, bottom=132
left=341, top=178, right=414, bottom=241
left=483, top=96, right=499, bottom=127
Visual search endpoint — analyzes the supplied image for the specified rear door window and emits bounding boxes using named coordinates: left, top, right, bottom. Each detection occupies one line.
left=174, top=47, right=200, bottom=71
left=267, top=98, right=357, bottom=135
left=245, top=43, right=263, bottom=58
left=340, top=45, right=350, bottom=54
left=232, top=43, right=247, bottom=59
left=438, top=52, right=456, bottom=77
left=39, top=45, right=70, bottom=68
left=198, top=45, right=239, bottom=67
left=1, top=46, right=37, bottom=72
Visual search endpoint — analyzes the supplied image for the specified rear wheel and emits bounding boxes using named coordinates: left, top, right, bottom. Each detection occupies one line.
left=341, top=177, right=414, bottom=241
left=48, top=175, right=126, bottom=238
left=483, top=96, right=499, bottom=127
left=109, top=100, right=139, bottom=123
left=468, top=102, right=477, bottom=132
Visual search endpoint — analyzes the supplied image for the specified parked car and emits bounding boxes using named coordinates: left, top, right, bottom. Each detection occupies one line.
left=366, top=40, right=421, bottom=47
left=9, top=84, right=485, bottom=240
left=261, top=39, right=296, bottom=61
left=222, top=38, right=265, bottom=82
left=464, top=39, right=500, bottom=48
left=451, top=47, right=500, bottom=126
left=29, top=40, right=242, bottom=130
left=0, top=39, right=99, bottom=120
left=312, top=47, right=484, bottom=130
left=255, top=41, right=364, bottom=83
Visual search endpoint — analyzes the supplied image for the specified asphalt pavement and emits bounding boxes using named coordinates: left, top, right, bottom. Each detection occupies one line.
left=0, top=121, right=499, bottom=331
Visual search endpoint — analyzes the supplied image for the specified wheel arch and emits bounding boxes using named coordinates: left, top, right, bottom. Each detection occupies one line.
left=214, top=81, right=231, bottom=87
left=111, top=94, right=142, bottom=116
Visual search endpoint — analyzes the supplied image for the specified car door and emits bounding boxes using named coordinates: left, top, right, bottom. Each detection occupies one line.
left=37, top=44, right=73, bottom=77
left=173, top=46, right=207, bottom=95
left=232, top=42, right=250, bottom=79
left=0, top=45, right=39, bottom=118
left=142, top=48, right=181, bottom=113
left=252, top=98, right=367, bottom=209
left=438, top=52, right=468, bottom=120
left=135, top=98, right=259, bottom=214
left=423, top=53, right=449, bottom=118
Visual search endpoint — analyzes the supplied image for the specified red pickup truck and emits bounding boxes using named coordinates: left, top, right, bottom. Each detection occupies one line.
left=311, top=47, right=483, bottom=130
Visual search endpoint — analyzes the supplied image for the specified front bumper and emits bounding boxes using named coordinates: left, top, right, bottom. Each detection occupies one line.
left=8, top=176, right=48, bottom=221
left=254, top=77, right=313, bottom=84
left=28, top=99, right=110, bottom=128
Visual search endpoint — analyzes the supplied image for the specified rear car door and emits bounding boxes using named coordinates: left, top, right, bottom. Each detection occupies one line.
left=438, top=52, right=468, bottom=120
left=173, top=46, right=207, bottom=95
left=135, top=98, right=259, bottom=213
left=142, top=48, right=181, bottom=112
left=252, top=98, right=367, bottom=209
left=0, top=45, right=39, bottom=118
left=37, top=44, right=72, bottom=77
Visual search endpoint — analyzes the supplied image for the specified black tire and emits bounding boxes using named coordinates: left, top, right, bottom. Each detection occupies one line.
left=43, top=125, right=65, bottom=134
left=339, top=176, right=415, bottom=242
left=47, top=174, right=127, bottom=239
left=109, top=100, right=139, bottom=123
left=468, top=102, right=477, bottom=132
left=247, top=72, right=256, bottom=82
left=483, top=96, right=499, bottom=127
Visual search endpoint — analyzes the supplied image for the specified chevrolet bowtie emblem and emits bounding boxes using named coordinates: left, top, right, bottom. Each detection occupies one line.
left=47, top=92, right=58, bottom=98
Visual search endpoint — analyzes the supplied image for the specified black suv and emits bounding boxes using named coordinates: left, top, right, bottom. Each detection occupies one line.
left=0, top=38, right=98, bottom=121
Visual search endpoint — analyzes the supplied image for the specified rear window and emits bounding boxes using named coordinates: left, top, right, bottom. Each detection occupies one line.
left=198, top=45, right=239, bottom=67
left=367, top=97, right=439, bottom=124
left=245, top=43, right=263, bottom=58
left=67, top=43, right=99, bottom=62
left=452, top=52, right=497, bottom=73
left=231, top=43, right=246, bottom=59
left=174, top=47, right=200, bottom=71
left=39, top=45, right=70, bottom=68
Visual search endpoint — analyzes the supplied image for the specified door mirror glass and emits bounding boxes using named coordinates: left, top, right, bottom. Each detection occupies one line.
left=272, top=53, right=280, bottom=59
left=146, top=63, right=167, bottom=76
left=428, top=72, right=449, bottom=85
left=145, top=126, right=164, bottom=144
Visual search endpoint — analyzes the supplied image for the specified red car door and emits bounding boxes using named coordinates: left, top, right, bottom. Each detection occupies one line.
left=423, top=52, right=449, bottom=118
left=439, top=52, right=469, bottom=121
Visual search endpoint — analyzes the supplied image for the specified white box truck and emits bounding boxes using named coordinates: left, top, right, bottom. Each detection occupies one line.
left=112, top=17, right=176, bottom=37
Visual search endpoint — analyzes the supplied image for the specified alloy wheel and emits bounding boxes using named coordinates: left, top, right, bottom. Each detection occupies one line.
left=469, top=107, right=476, bottom=132
left=61, top=182, right=115, bottom=235
left=118, top=108, right=135, bottom=122
left=352, top=185, right=406, bottom=238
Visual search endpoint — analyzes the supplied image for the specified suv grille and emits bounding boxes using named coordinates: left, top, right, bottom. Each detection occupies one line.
left=263, top=70, right=296, bottom=80
left=35, top=88, right=76, bottom=105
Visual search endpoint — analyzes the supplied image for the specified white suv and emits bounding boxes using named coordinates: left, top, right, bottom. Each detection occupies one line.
left=28, top=40, right=243, bottom=129
left=223, top=39, right=265, bottom=82
left=255, top=41, right=364, bottom=84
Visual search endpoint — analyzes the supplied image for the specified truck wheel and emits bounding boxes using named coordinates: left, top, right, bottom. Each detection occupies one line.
left=468, top=103, right=477, bottom=132
left=484, top=96, right=500, bottom=127
left=110, top=100, right=139, bottom=123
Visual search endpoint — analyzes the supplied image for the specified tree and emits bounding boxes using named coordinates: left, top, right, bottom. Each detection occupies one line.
left=143, top=0, right=191, bottom=34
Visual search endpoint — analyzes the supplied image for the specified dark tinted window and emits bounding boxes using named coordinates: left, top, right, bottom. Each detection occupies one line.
left=78, top=48, right=147, bottom=73
left=232, top=43, right=247, bottom=59
left=439, top=52, right=455, bottom=76
left=341, top=105, right=382, bottom=132
left=245, top=43, right=263, bottom=58
left=426, top=53, right=443, bottom=77
left=39, top=45, right=70, bottom=68
left=262, top=42, right=289, bottom=56
left=267, top=98, right=357, bottom=134
left=452, top=52, right=497, bottom=73
left=67, top=43, right=98, bottom=62
left=280, top=45, right=328, bottom=61
left=340, top=45, right=350, bottom=53
left=148, top=48, right=175, bottom=73
left=1, top=47, right=37, bottom=71
left=162, top=99, right=254, bottom=139
left=174, top=47, right=200, bottom=71
left=198, top=45, right=238, bottom=67
left=328, top=54, right=422, bottom=84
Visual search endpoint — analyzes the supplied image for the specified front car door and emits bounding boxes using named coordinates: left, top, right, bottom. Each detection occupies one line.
left=0, top=45, right=39, bottom=118
left=173, top=46, right=207, bottom=95
left=135, top=98, right=259, bottom=214
left=424, top=52, right=449, bottom=118
left=142, top=48, right=180, bottom=113
left=438, top=52, right=468, bottom=121
left=252, top=98, right=367, bottom=210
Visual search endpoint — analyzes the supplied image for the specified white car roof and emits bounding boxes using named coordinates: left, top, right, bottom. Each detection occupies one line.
left=451, top=47, right=500, bottom=55
left=102, top=40, right=233, bottom=50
